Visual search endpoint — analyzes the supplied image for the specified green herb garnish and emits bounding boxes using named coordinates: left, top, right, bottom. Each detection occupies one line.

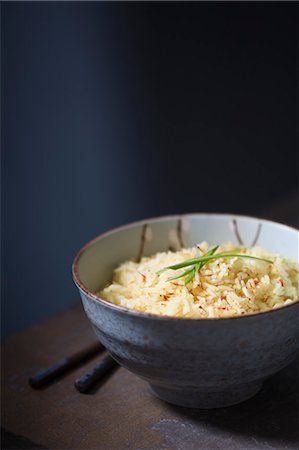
left=157, top=246, right=273, bottom=285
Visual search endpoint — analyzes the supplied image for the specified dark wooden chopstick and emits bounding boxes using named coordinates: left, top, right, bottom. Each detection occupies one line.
left=29, top=341, right=104, bottom=389
left=74, top=353, right=117, bottom=393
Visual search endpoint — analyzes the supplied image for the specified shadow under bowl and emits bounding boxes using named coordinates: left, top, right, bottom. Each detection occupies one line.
left=72, top=213, right=299, bottom=408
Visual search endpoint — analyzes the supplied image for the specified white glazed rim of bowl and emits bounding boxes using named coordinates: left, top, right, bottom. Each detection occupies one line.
left=72, top=213, right=299, bottom=321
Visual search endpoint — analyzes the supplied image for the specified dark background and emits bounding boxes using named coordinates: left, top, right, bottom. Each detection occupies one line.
left=1, top=2, right=297, bottom=338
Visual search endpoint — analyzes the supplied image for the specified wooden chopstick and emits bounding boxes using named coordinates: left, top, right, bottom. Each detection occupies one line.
left=29, top=341, right=104, bottom=389
left=74, top=353, right=117, bottom=393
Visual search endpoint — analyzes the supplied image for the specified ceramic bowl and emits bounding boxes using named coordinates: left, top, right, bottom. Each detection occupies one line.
left=72, top=214, right=299, bottom=408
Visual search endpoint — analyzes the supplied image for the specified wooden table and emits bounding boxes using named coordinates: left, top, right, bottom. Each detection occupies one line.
left=2, top=302, right=298, bottom=449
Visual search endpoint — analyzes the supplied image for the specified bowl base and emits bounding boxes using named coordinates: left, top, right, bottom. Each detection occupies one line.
left=149, top=380, right=263, bottom=409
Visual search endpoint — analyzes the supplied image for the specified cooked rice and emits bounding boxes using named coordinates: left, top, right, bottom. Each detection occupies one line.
left=99, top=242, right=299, bottom=318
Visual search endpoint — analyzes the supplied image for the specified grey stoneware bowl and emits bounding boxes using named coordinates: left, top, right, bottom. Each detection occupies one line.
left=72, top=214, right=299, bottom=408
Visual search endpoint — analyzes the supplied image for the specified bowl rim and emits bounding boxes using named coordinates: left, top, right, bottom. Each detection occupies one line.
left=72, top=212, right=299, bottom=321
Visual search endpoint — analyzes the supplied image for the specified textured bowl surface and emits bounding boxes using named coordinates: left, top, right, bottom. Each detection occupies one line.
left=73, top=214, right=299, bottom=408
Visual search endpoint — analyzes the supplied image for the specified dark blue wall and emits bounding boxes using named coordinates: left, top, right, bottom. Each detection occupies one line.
left=2, top=2, right=297, bottom=337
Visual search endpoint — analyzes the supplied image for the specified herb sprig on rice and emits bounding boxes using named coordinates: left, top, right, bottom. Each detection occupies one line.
left=158, top=246, right=273, bottom=285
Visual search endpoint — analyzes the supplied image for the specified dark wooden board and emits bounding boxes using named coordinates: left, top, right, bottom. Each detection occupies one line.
left=2, top=303, right=299, bottom=449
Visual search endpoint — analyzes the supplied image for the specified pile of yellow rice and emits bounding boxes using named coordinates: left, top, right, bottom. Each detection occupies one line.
left=99, top=242, right=299, bottom=318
